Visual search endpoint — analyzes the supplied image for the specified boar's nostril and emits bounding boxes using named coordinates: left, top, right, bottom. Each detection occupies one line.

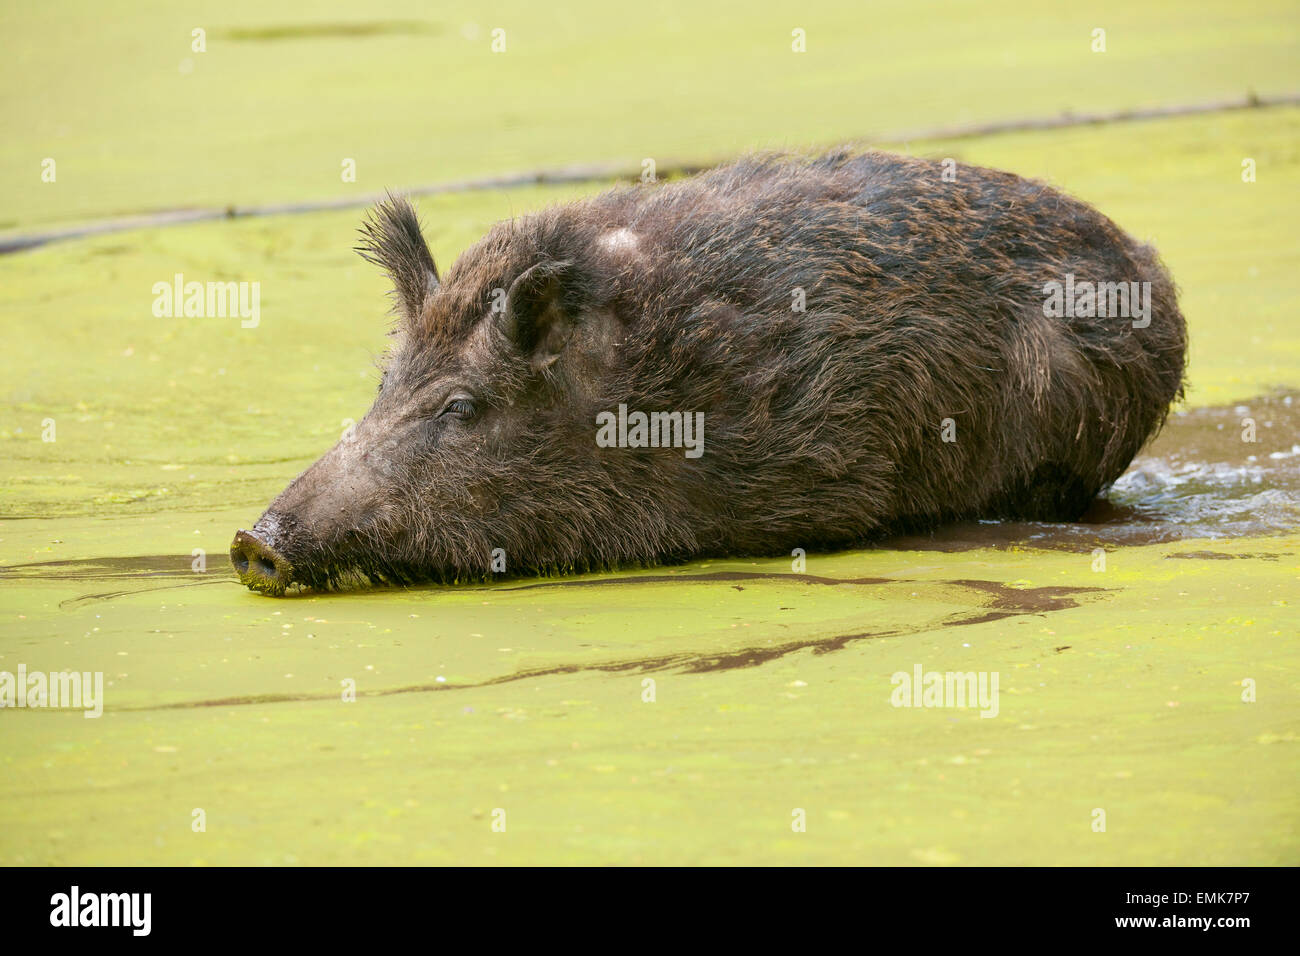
left=229, top=529, right=293, bottom=596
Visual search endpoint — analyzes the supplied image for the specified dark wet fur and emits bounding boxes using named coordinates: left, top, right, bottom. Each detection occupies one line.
left=240, top=149, right=1188, bottom=593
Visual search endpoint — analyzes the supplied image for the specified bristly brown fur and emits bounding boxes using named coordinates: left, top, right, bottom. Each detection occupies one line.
left=240, top=148, right=1188, bottom=594
left=355, top=193, right=440, bottom=322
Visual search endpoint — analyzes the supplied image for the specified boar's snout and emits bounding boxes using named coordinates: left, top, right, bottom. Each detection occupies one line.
left=230, top=528, right=293, bottom=596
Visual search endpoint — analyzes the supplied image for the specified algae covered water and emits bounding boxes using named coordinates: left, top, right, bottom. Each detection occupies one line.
left=2, top=391, right=1296, bottom=864
left=1, top=5, right=1298, bottom=863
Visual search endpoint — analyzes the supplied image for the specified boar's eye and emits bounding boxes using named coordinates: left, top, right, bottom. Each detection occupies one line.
left=440, top=396, right=477, bottom=419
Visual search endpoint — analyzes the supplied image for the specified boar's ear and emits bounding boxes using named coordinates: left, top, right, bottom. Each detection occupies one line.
left=501, top=260, right=577, bottom=368
left=356, top=195, right=439, bottom=322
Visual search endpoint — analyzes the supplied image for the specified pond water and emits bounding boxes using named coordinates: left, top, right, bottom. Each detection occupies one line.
left=1, top=393, right=1295, bottom=865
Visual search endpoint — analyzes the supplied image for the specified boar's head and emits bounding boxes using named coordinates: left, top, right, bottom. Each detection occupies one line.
left=230, top=196, right=673, bottom=595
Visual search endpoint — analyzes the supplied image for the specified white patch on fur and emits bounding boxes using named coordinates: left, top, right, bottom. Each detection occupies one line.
left=600, top=228, right=639, bottom=253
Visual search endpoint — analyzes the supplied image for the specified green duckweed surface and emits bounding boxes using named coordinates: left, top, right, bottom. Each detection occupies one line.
left=1, top=2, right=1297, bottom=864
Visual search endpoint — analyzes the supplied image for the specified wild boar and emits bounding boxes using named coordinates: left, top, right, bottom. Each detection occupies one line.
left=231, top=150, right=1186, bottom=594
